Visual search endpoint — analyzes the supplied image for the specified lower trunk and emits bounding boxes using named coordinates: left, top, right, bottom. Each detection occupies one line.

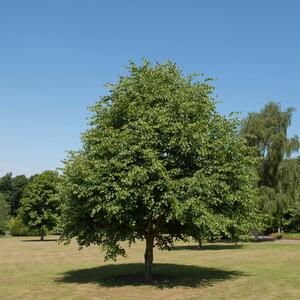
left=144, top=235, right=154, bottom=280
left=198, top=239, right=203, bottom=248
left=40, top=229, right=44, bottom=241
left=254, top=230, right=259, bottom=242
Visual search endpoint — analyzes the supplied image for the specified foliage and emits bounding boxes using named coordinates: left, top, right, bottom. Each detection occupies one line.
left=277, top=157, right=300, bottom=232
left=9, top=216, right=39, bottom=236
left=241, top=102, right=300, bottom=231
left=0, top=193, right=10, bottom=234
left=241, top=102, right=299, bottom=187
left=283, top=199, right=300, bottom=232
left=61, top=60, right=259, bottom=279
left=19, top=170, right=61, bottom=240
left=277, top=157, right=300, bottom=201
left=0, top=173, right=31, bottom=216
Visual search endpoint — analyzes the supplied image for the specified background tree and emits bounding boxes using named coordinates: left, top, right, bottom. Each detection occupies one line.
left=0, top=193, right=10, bottom=234
left=241, top=102, right=299, bottom=231
left=0, top=173, right=30, bottom=216
left=284, top=200, right=300, bottom=232
left=61, top=60, right=259, bottom=280
left=278, top=157, right=300, bottom=232
left=19, top=170, right=60, bottom=240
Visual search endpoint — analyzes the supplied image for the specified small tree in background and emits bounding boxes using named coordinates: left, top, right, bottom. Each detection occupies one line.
left=0, top=193, right=10, bottom=234
left=19, top=170, right=60, bottom=240
left=61, top=60, right=259, bottom=280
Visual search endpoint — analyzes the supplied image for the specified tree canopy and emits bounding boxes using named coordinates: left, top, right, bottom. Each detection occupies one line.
left=19, top=170, right=61, bottom=240
left=61, top=60, right=259, bottom=279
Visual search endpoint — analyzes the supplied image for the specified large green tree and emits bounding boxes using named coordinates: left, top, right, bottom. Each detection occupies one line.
left=61, top=61, right=258, bottom=280
left=242, top=102, right=299, bottom=230
left=19, top=170, right=61, bottom=240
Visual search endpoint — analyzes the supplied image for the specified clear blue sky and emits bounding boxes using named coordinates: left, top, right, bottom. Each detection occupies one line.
left=1, top=0, right=300, bottom=176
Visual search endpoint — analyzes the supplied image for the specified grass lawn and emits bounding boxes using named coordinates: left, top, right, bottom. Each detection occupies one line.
left=1, top=236, right=300, bottom=300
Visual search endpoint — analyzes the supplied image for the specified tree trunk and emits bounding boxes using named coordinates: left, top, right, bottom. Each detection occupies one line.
left=144, top=235, right=154, bottom=281
left=253, top=230, right=259, bottom=242
left=198, top=239, right=203, bottom=249
left=40, top=229, right=44, bottom=241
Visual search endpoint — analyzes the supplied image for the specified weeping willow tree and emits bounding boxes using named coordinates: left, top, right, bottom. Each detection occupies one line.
left=242, top=102, right=299, bottom=231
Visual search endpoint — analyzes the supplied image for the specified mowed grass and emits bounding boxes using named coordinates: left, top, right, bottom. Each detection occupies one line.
left=1, top=237, right=300, bottom=300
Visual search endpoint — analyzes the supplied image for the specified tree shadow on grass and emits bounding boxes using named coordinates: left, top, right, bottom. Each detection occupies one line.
left=172, top=244, right=243, bottom=251
left=57, top=263, right=245, bottom=289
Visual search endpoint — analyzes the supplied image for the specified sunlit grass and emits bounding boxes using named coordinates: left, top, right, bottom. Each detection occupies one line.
left=1, top=236, right=300, bottom=299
